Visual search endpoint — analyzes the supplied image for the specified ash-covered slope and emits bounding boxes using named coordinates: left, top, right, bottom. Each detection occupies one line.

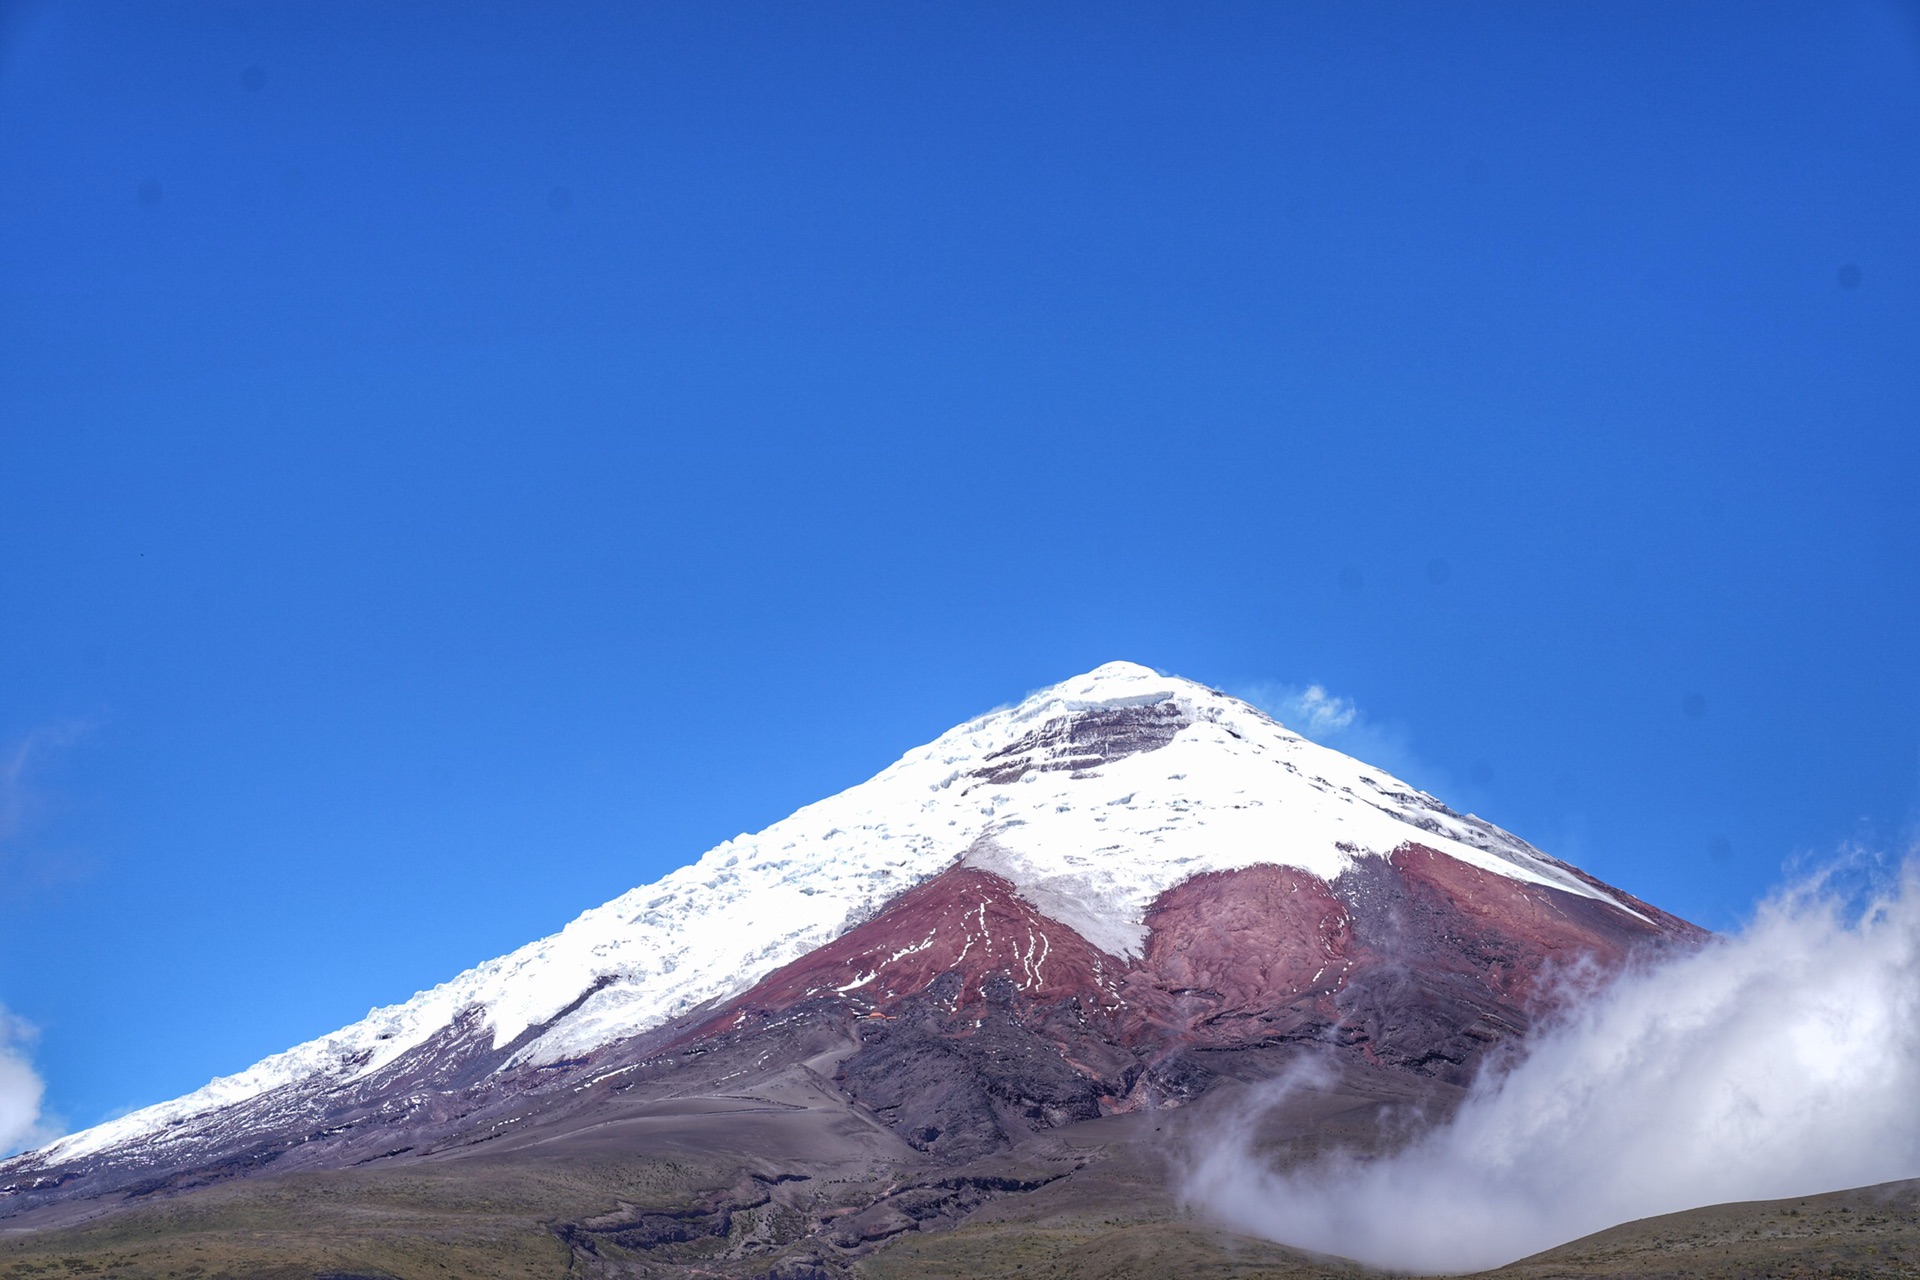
left=2, top=662, right=1698, bottom=1215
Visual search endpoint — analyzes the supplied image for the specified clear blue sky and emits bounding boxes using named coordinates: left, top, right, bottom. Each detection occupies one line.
left=2, top=1, right=1916, bottom=1138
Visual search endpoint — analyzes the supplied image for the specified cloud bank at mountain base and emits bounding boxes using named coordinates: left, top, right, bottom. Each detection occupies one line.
left=1184, top=861, right=1920, bottom=1273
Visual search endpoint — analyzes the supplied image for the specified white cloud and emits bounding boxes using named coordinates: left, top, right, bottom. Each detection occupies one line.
left=1181, top=859, right=1920, bottom=1273
left=1233, top=681, right=1435, bottom=792
left=0, top=1007, right=49, bottom=1157
left=0, top=724, right=83, bottom=1156
left=1276, top=684, right=1357, bottom=737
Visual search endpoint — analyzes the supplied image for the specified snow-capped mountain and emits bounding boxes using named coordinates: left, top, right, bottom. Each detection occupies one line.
left=3, top=662, right=1700, bottom=1212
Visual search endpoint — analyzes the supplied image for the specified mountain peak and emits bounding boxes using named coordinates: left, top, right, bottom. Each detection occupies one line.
left=21, top=663, right=1645, bottom=1170
left=1044, top=660, right=1176, bottom=702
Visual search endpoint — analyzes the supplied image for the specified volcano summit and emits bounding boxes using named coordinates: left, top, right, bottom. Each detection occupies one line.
left=0, top=663, right=1706, bottom=1276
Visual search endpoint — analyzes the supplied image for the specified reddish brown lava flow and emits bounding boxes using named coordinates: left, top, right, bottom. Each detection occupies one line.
left=693, top=865, right=1127, bottom=1035
left=1380, top=843, right=1708, bottom=1006
left=690, top=848, right=1702, bottom=1075
left=1115, top=864, right=1352, bottom=1050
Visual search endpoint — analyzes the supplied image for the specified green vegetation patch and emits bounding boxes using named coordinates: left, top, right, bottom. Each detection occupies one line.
left=0, top=1150, right=742, bottom=1280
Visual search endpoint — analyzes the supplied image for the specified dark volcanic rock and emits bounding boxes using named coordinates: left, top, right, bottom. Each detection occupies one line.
left=967, top=701, right=1189, bottom=785
left=838, top=1007, right=1104, bottom=1160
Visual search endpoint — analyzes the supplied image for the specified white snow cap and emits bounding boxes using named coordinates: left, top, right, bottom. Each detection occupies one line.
left=38, top=661, right=1624, bottom=1162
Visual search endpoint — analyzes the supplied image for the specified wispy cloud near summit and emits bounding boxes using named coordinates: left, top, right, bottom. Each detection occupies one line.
left=1264, top=683, right=1357, bottom=737
left=1232, top=681, right=1434, bottom=792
